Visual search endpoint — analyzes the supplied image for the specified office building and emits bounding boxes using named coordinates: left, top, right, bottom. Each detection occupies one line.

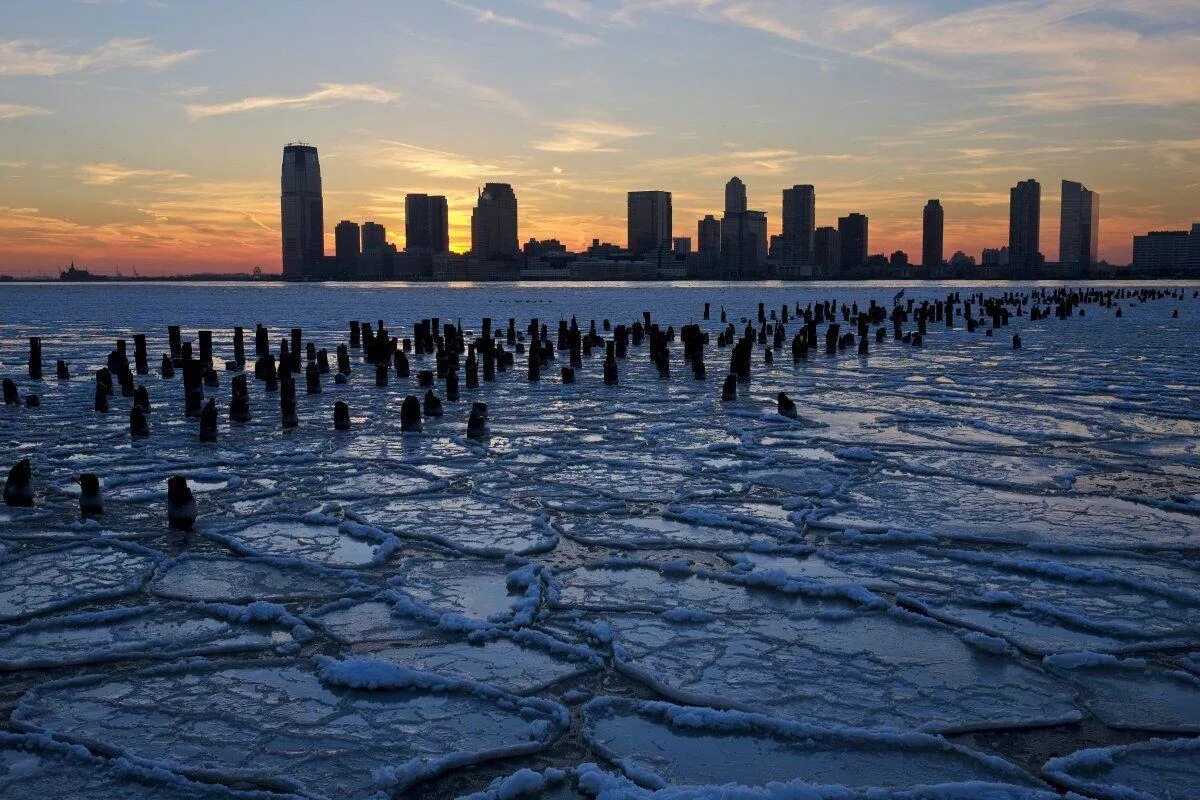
left=280, top=143, right=324, bottom=278
left=361, top=221, right=387, bottom=253
left=782, top=184, right=815, bottom=264
left=1059, top=180, right=1099, bottom=271
left=922, top=200, right=944, bottom=269
left=814, top=226, right=840, bottom=275
left=471, top=183, right=519, bottom=259
left=406, top=194, right=450, bottom=253
left=697, top=215, right=721, bottom=254
left=725, top=177, right=747, bottom=214
left=673, top=237, right=691, bottom=255
left=838, top=213, right=868, bottom=272
left=334, top=220, right=360, bottom=275
left=627, top=190, right=673, bottom=255
left=1009, top=179, right=1042, bottom=274
left=1132, top=230, right=1192, bottom=275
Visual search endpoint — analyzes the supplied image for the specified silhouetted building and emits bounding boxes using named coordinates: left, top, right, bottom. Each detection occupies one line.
left=471, top=183, right=519, bottom=259
left=948, top=251, right=976, bottom=271
left=721, top=177, right=767, bottom=277
left=1133, top=230, right=1192, bottom=275
left=697, top=215, right=721, bottom=254
left=838, top=213, right=868, bottom=272
left=1059, top=180, right=1099, bottom=272
left=1192, top=223, right=1200, bottom=275
left=406, top=194, right=450, bottom=253
left=725, top=177, right=747, bottom=214
left=627, top=190, right=673, bottom=255
left=1009, top=179, right=1042, bottom=274
left=782, top=184, right=815, bottom=264
left=523, top=238, right=567, bottom=257
left=673, top=237, right=691, bottom=255
left=814, top=226, right=840, bottom=276
left=982, top=246, right=1009, bottom=267
left=334, top=220, right=360, bottom=276
left=280, top=143, right=324, bottom=278
left=890, top=251, right=909, bottom=268
left=587, top=239, right=623, bottom=256
left=361, top=221, right=387, bottom=253
left=922, top=200, right=943, bottom=270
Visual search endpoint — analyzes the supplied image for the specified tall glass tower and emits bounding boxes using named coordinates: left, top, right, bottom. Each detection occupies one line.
left=280, top=143, right=324, bottom=278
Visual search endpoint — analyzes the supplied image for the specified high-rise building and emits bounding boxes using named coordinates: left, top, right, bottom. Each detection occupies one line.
left=471, top=183, right=519, bottom=259
left=1191, top=223, right=1200, bottom=275
left=280, top=143, right=324, bottom=278
left=697, top=215, right=721, bottom=254
left=405, top=194, right=450, bottom=253
left=838, top=213, right=868, bottom=272
left=334, top=220, right=360, bottom=275
left=627, top=191, right=673, bottom=255
left=814, top=226, right=840, bottom=276
left=922, top=200, right=944, bottom=270
left=1009, top=179, right=1042, bottom=274
left=361, top=221, right=387, bottom=253
left=725, top=177, right=747, bottom=214
left=1132, top=230, right=1192, bottom=275
left=782, top=185, right=815, bottom=264
left=673, top=237, right=692, bottom=255
left=1059, top=180, right=1099, bottom=271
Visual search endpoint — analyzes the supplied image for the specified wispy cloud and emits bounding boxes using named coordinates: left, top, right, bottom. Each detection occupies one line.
left=185, top=83, right=398, bottom=119
left=0, top=37, right=202, bottom=76
left=373, top=140, right=514, bottom=179
left=532, top=120, right=648, bottom=153
left=441, top=0, right=602, bottom=45
left=0, top=103, right=53, bottom=120
left=78, top=162, right=190, bottom=185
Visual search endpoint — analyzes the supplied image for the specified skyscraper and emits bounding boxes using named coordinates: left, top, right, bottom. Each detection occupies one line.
left=725, top=177, right=747, bottom=214
left=814, top=226, right=840, bottom=276
left=782, top=185, right=815, bottom=264
left=471, top=183, right=519, bottom=259
left=334, top=220, right=360, bottom=276
left=361, top=221, right=386, bottom=253
left=838, top=213, right=868, bottom=272
left=1059, top=180, right=1099, bottom=271
left=1009, top=179, right=1042, bottom=274
left=406, top=194, right=450, bottom=253
left=280, top=143, right=324, bottom=278
left=627, top=191, right=673, bottom=255
left=697, top=215, right=721, bottom=254
left=721, top=178, right=767, bottom=277
left=922, top=200, right=944, bottom=270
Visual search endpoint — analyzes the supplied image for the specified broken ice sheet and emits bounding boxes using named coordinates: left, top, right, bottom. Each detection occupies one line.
left=204, top=515, right=397, bottom=567
left=362, top=631, right=600, bottom=694
left=609, top=605, right=1079, bottom=733
left=582, top=697, right=1047, bottom=792
left=0, top=603, right=300, bottom=670
left=0, top=540, right=159, bottom=622
left=389, top=556, right=544, bottom=628
left=1043, top=654, right=1200, bottom=732
left=12, top=657, right=567, bottom=799
left=348, top=494, right=557, bottom=557
left=558, top=513, right=779, bottom=551
left=816, top=473, right=1200, bottom=549
left=1043, top=738, right=1200, bottom=800
left=0, top=732, right=299, bottom=800
left=149, top=553, right=371, bottom=603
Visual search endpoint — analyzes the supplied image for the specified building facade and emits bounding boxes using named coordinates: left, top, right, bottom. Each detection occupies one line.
left=280, top=143, right=324, bottom=278
left=814, top=226, right=840, bottom=277
left=697, top=215, right=721, bottom=254
left=1132, top=230, right=1192, bottom=275
left=471, top=183, right=519, bottom=259
left=334, top=220, right=360, bottom=277
left=838, top=213, right=868, bottom=273
left=1059, top=180, right=1099, bottom=272
left=922, top=200, right=944, bottom=270
left=1009, top=179, right=1042, bottom=275
left=782, top=184, right=815, bottom=265
left=627, top=190, right=673, bottom=255
left=405, top=194, right=450, bottom=253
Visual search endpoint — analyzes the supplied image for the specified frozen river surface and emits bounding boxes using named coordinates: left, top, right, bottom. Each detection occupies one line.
left=1, top=281, right=1199, bottom=799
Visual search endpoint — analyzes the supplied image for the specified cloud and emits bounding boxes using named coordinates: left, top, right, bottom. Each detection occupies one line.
left=373, top=140, right=514, bottom=179
left=78, top=162, right=190, bottom=185
left=532, top=120, right=648, bottom=153
left=0, top=103, right=53, bottom=120
left=441, top=0, right=602, bottom=45
left=185, top=83, right=398, bottom=119
left=0, top=37, right=202, bottom=76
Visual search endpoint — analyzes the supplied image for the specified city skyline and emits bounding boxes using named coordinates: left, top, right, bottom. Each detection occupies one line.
left=2, top=0, right=1199, bottom=275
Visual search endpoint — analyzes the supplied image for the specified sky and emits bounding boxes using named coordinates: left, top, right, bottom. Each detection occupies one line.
left=1, top=0, right=1198, bottom=276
